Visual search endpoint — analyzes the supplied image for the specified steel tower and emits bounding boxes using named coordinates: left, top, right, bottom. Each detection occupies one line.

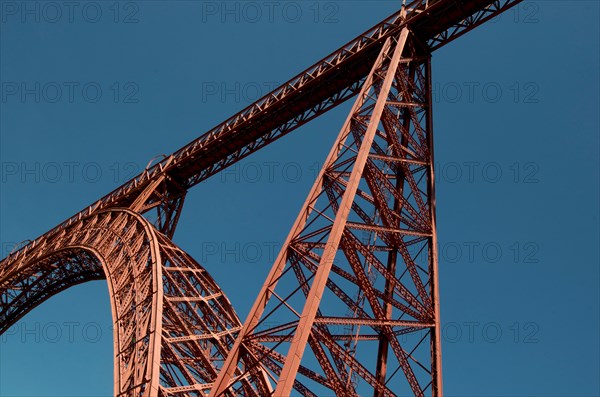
left=1, top=1, right=524, bottom=396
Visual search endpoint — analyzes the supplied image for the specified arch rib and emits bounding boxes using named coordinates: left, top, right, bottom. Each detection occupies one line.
left=0, top=208, right=269, bottom=397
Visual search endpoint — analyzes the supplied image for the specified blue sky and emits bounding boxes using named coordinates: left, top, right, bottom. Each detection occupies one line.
left=1, top=1, right=599, bottom=396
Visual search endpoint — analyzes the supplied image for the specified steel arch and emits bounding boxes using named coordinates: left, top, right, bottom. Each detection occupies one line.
left=0, top=208, right=269, bottom=397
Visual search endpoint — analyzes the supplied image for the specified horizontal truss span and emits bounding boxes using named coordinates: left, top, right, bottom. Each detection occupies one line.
left=2, top=0, right=522, bottom=267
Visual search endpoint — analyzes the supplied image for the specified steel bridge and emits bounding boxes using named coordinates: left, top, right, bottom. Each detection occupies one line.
left=1, top=1, right=525, bottom=396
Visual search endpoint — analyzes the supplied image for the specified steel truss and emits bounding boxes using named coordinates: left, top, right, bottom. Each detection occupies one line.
left=1, top=1, right=525, bottom=396
left=211, top=27, right=441, bottom=397
left=0, top=208, right=270, bottom=396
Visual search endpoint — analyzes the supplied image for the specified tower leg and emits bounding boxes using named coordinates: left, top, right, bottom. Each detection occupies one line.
left=212, top=25, right=442, bottom=397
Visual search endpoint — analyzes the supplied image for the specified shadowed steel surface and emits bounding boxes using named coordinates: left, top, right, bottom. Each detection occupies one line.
left=1, top=1, right=523, bottom=395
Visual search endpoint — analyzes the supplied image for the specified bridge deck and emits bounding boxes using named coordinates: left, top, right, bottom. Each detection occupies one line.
left=1, top=0, right=522, bottom=266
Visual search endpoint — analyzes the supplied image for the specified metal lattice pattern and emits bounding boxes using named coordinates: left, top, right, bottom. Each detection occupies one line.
left=211, top=29, right=441, bottom=397
left=0, top=1, right=526, bottom=396
left=0, top=209, right=269, bottom=396
left=0, top=1, right=522, bottom=268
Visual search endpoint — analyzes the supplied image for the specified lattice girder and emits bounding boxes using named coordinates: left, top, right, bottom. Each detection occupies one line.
left=0, top=209, right=269, bottom=397
left=0, top=2, right=529, bottom=395
left=211, top=27, right=442, bottom=397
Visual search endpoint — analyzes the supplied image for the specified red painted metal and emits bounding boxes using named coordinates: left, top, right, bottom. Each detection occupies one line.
left=1, top=1, right=523, bottom=395
left=0, top=208, right=270, bottom=396
left=211, top=24, right=441, bottom=397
